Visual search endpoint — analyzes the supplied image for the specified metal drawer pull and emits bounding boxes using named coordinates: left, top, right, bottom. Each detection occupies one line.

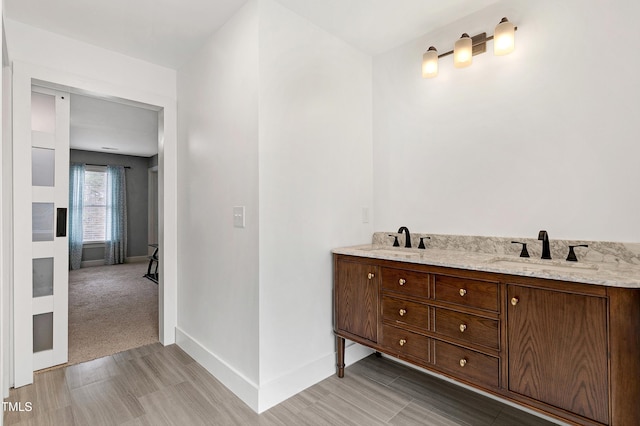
left=399, top=309, right=407, bottom=317
left=511, top=297, right=519, bottom=306
left=399, top=339, right=407, bottom=346
left=368, top=273, right=375, bottom=280
left=459, top=324, right=467, bottom=332
left=459, top=288, right=467, bottom=296
left=459, top=358, right=467, bottom=367
left=399, top=278, right=406, bottom=286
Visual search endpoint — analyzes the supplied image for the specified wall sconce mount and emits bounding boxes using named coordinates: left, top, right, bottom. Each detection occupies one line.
left=422, top=17, right=517, bottom=78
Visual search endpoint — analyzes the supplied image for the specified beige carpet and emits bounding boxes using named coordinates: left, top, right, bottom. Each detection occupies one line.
left=68, top=262, right=158, bottom=366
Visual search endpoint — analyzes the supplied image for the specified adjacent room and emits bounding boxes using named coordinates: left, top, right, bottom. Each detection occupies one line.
left=66, top=93, right=160, bottom=365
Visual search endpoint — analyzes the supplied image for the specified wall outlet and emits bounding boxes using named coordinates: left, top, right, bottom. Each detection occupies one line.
left=362, top=207, right=369, bottom=224
left=233, top=206, right=245, bottom=228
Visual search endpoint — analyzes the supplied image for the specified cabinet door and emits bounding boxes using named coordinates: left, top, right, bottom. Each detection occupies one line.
left=507, top=285, right=608, bottom=424
left=335, top=259, right=379, bottom=343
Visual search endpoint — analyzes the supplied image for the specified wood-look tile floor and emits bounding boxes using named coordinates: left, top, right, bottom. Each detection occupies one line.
left=4, top=344, right=557, bottom=425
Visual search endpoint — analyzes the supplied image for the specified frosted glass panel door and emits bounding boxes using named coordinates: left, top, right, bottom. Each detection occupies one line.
left=32, top=147, right=56, bottom=186
left=13, top=82, right=70, bottom=386
left=32, top=202, right=55, bottom=241
left=32, top=258, right=54, bottom=298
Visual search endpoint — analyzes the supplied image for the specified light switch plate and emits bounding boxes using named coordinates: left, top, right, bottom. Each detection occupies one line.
left=233, top=206, right=245, bottom=228
left=362, top=207, right=369, bottom=224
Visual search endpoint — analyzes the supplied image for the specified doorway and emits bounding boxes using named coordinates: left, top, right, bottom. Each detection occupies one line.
left=10, top=61, right=176, bottom=388
left=66, top=93, right=160, bottom=365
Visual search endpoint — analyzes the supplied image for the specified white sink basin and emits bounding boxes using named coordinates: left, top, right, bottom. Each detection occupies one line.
left=487, top=257, right=598, bottom=273
left=359, top=247, right=421, bottom=258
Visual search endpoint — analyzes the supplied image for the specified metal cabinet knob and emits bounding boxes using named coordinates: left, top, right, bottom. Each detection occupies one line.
left=511, top=297, right=519, bottom=306
left=399, top=278, right=406, bottom=286
left=368, top=272, right=375, bottom=280
left=459, top=358, right=467, bottom=367
left=399, top=339, right=407, bottom=347
left=459, top=288, right=467, bottom=297
left=459, top=324, right=467, bottom=333
left=399, top=309, right=407, bottom=317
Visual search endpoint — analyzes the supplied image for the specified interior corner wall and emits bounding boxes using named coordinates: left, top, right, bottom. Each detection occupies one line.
left=175, top=0, right=260, bottom=408
left=373, top=0, right=640, bottom=243
left=257, top=0, right=373, bottom=411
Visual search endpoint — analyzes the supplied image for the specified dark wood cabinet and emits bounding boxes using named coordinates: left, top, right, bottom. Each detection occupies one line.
left=334, top=253, right=640, bottom=426
left=334, top=257, right=379, bottom=343
left=507, top=285, right=609, bottom=424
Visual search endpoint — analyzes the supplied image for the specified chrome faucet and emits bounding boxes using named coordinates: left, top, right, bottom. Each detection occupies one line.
left=538, top=230, right=551, bottom=259
left=398, top=226, right=411, bottom=248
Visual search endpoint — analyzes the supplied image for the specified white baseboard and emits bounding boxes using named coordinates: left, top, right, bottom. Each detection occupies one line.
left=79, top=256, right=148, bottom=268
left=258, top=340, right=373, bottom=412
left=175, top=327, right=259, bottom=411
left=344, top=340, right=375, bottom=366
left=79, top=259, right=104, bottom=268
left=175, top=328, right=374, bottom=414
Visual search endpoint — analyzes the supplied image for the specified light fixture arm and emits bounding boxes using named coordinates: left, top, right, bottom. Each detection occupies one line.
left=436, top=26, right=518, bottom=59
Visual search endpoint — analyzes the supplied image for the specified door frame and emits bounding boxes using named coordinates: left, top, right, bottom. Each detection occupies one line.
left=148, top=165, right=158, bottom=254
left=9, top=61, right=178, bottom=387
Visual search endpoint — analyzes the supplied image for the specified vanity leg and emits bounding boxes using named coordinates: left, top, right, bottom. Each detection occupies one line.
left=336, top=336, right=345, bottom=378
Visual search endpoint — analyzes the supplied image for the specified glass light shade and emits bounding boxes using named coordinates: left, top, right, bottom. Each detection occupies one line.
left=494, top=17, right=515, bottom=55
left=422, top=47, right=438, bottom=78
left=454, top=34, right=472, bottom=68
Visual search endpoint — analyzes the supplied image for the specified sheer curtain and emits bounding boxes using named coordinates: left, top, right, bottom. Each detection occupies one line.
left=69, top=163, right=85, bottom=270
left=105, top=165, right=127, bottom=265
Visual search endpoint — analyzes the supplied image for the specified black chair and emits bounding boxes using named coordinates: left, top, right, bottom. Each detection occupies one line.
left=145, top=244, right=159, bottom=283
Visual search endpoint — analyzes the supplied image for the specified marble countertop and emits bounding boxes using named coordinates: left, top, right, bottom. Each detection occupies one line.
left=333, top=244, right=640, bottom=289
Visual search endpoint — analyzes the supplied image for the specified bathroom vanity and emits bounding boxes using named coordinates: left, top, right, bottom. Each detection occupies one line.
left=333, top=237, right=640, bottom=426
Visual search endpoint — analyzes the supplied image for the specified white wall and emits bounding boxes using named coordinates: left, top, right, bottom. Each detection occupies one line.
left=373, top=0, right=640, bottom=243
left=5, top=20, right=175, bottom=100
left=176, top=0, right=260, bottom=403
left=175, top=0, right=373, bottom=412
left=257, top=0, right=373, bottom=410
left=1, top=9, right=9, bottom=401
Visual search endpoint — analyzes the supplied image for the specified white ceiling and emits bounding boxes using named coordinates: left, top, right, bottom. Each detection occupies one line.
left=5, top=0, right=498, bottom=69
left=5, top=0, right=250, bottom=69
left=70, top=94, right=159, bottom=157
left=8, top=0, right=497, bottom=157
left=272, top=0, right=498, bottom=56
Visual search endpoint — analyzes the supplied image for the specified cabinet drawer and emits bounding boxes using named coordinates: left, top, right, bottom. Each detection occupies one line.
left=382, top=296, right=429, bottom=332
left=382, top=325, right=430, bottom=362
left=433, top=275, right=499, bottom=312
left=382, top=268, right=429, bottom=299
left=433, top=308, right=499, bottom=350
left=433, top=340, right=499, bottom=389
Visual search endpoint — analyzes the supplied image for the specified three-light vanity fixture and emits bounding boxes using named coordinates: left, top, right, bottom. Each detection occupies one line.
left=422, top=17, right=516, bottom=78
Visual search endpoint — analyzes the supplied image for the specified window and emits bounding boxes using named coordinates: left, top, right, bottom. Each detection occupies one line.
left=83, top=167, right=107, bottom=242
